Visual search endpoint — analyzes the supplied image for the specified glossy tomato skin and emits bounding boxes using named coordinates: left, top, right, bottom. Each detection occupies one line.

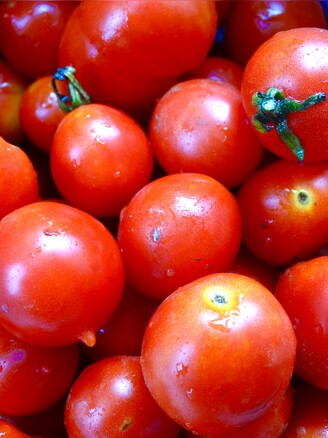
left=64, top=355, right=182, bottom=437
left=241, top=27, right=328, bottom=162
left=0, top=201, right=125, bottom=347
left=117, top=173, right=242, bottom=300
left=0, top=136, right=40, bottom=220
left=149, top=79, right=263, bottom=189
left=0, top=420, right=38, bottom=438
left=141, top=273, right=296, bottom=435
left=50, top=103, right=154, bottom=218
left=0, top=325, right=79, bottom=417
left=236, top=159, right=328, bottom=266
left=223, top=0, right=327, bottom=66
left=19, top=76, right=66, bottom=154
left=275, top=256, right=328, bottom=389
left=0, top=1, right=77, bottom=78
left=58, top=1, right=217, bottom=119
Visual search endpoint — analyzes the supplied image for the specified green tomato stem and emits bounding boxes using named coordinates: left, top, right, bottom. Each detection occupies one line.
left=252, top=88, right=326, bottom=163
left=51, top=66, right=91, bottom=112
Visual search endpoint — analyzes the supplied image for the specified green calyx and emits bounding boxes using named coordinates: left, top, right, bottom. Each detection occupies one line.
left=252, top=88, right=326, bottom=163
left=51, top=66, right=91, bottom=112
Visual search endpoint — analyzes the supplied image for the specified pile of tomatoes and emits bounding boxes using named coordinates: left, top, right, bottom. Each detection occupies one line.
left=1, top=1, right=328, bottom=437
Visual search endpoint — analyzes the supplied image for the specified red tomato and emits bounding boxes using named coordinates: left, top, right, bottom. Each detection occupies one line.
left=0, top=59, right=29, bottom=145
left=149, top=79, right=263, bottom=189
left=223, top=0, right=327, bottom=66
left=19, top=76, right=66, bottom=154
left=141, top=272, right=296, bottom=435
left=275, top=255, right=328, bottom=389
left=117, top=173, right=242, bottom=300
left=58, top=0, right=218, bottom=119
left=0, top=201, right=125, bottom=347
left=283, top=383, right=328, bottom=437
left=181, top=385, right=294, bottom=438
left=241, top=27, right=328, bottom=163
left=0, top=1, right=77, bottom=78
left=64, top=355, right=182, bottom=437
left=50, top=103, right=154, bottom=218
left=0, top=136, right=40, bottom=220
left=236, top=159, right=328, bottom=266
left=0, top=420, right=39, bottom=438
left=0, top=325, right=79, bottom=417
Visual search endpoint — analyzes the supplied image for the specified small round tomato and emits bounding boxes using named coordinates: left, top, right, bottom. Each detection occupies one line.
left=223, top=0, right=327, bottom=66
left=141, top=272, right=296, bottom=435
left=0, top=1, right=77, bottom=78
left=117, top=173, right=242, bottom=300
left=275, top=255, right=328, bottom=389
left=19, top=76, right=66, bottom=154
left=149, top=79, right=263, bottom=189
left=0, top=325, right=79, bottom=417
left=236, top=159, right=328, bottom=266
left=50, top=103, right=154, bottom=218
left=0, top=200, right=125, bottom=347
left=241, top=27, right=328, bottom=163
left=0, top=136, right=40, bottom=220
left=64, top=355, right=182, bottom=437
left=0, top=420, right=39, bottom=438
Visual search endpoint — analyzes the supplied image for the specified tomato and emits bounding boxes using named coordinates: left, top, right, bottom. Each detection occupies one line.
left=236, top=159, right=328, bottom=266
left=50, top=103, right=154, bottom=218
left=0, top=325, right=79, bottom=417
left=0, top=200, right=125, bottom=347
left=149, top=79, right=263, bottom=189
left=0, top=136, right=40, bottom=220
left=181, top=385, right=294, bottom=438
left=19, top=76, right=66, bottom=154
left=0, top=420, right=39, bottom=438
left=241, top=27, right=328, bottom=163
left=0, top=1, right=77, bottom=78
left=64, top=355, right=182, bottom=437
left=283, top=382, right=328, bottom=437
left=117, top=172, right=242, bottom=300
left=0, top=59, right=29, bottom=146
left=58, top=0, right=218, bottom=120
left=223, top=0, right=327, bottom=66
left=140, top=272, right=296, bottom=435
left=275, top=255, right=328, bottom=389
left=81, top=284, right=159, bottom=362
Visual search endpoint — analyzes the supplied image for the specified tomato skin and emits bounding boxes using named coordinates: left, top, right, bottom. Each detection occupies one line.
left=141, top=272, right=296, bottom=435
left=0, top=325, right=79, bottom=417
left=50, top=103, right=154, bottom=218
left=275, top=256, right=328, bottom=389
left=64, top=355, right=182, bottom=437
left=0, top=201, right=125, bottom=347
left=223, top=0, right=327, bottom=67
left=241, top=27, right=328, bottom=162
left=0, top=420, right=38, bottom=438
left=117, top=173, right=242, bottom=300
left=0, top=1, right=77, bottom=78
left=149, top=79, right=263, bottom=189
left=19, top=76, right=66, bottom=154
left=58, top=1, right=217, bottom=119
left=236, top=159, right=328, bottom=266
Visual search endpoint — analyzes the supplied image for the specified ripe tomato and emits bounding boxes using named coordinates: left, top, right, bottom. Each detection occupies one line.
left=58, top=0, right=218, bottom=119
left=50, top=103, right=154, bottom=218
left=0, top=201, right=125, bottom=347
left=141, top=272, right=296, bottom=435
left=149, top=79, right=263, bottom=189
left=223, top=0, right=327, bottom=66
left=241, top=27, right=328, bottom=162
left=0, top=1, right=77, bottom=78
left=236, top=159, right=328, bottom=266
left=0, top=325, right=79, bottom=417
left=0, top=136, right=40, bottom=220
left=0, top=420, right=39, bottom=438
left=117, top=173, right=242, bottom=300
left=275, top=255, right=328, bottom=389
left=64, top=355, right=182, bottom=437
left=19, top=76, right=66, bottom=154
